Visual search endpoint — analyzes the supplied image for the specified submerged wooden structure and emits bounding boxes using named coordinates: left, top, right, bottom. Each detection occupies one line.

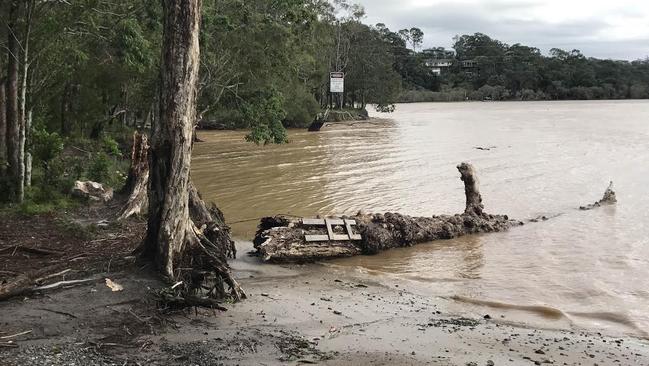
left=253, top=163, right=523, bottom=263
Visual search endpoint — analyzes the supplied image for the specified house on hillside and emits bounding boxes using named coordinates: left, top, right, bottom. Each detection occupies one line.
left=461, top=60, right=478, bottom=68
left=425, top=59, right=454, bottom=75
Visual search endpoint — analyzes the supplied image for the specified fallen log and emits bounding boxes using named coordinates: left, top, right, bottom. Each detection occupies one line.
left=253, top=163, right=523, bottom=263
left=0, top=265, right=65, bottom=301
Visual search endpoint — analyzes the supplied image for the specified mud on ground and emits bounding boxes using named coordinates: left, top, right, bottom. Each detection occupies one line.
left=2, top=210, right=649, bottom=365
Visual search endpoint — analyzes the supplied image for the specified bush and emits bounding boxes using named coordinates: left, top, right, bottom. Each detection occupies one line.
left=283, top=85, right=320, bottom=128
left=630, top=83, right=649, bottom=99
left=200, top=109, right=247, bottom=129
left=244, top=89, right=288, bottom=145
left=102, top=136, right=122, bottom=157
left=88, top=152, right=112, bottom=184
left=32, top=128, right=64, bottom=165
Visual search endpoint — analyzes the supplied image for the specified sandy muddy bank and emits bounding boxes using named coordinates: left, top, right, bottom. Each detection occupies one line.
left=2, top=241, right=648, bottom=365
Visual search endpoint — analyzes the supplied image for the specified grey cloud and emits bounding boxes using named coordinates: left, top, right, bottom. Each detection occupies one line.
left=355, top=0, right=648, bottom=60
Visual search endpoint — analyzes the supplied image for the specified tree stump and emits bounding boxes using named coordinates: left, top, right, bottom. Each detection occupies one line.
left=118, top=131, right=150, bottom=220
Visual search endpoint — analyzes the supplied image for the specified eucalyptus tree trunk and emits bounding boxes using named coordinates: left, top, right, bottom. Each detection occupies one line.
left=5, top=0, right=23, bottom=202
left=20, top=0, right=34, bottom=189
left=142, top=0, right=244, bottom=301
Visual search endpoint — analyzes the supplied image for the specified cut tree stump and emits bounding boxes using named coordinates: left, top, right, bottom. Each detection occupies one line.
left=253, top=163, right=523, bottom=263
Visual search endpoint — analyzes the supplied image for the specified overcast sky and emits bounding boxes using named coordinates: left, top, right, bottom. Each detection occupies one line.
left=353, top=0, right=649, bottom=60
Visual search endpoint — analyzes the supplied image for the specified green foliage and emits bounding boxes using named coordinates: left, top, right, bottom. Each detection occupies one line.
left=244, top=90, right=289, bottom=145
left=102, top=136, right=122, bottom=157
left=87, top=152, right=113, bottom=184
left=283, top=84, right=321, bottom=128
left=13, top=198, right=77, bottom=216
left=116, top=19, right=155, bottom=73
left=32, top=128, right=64, bottom=165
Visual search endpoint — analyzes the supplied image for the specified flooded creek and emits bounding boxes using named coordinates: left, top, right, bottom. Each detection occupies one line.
left=193, top=100, right=649, bottom=337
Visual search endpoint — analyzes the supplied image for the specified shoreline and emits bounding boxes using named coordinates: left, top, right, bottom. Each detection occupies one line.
left=2, top=239, right=648, bottom=365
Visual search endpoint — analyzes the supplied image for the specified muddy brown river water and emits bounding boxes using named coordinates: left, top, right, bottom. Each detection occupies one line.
left=193, top=100, right=649, bottom=338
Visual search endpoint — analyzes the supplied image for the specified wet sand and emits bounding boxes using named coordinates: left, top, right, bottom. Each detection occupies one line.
left=2, top=242, right=648, bottom=365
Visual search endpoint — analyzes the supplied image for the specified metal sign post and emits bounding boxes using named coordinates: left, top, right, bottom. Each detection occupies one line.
left=330, top=72, right=344, bottom=109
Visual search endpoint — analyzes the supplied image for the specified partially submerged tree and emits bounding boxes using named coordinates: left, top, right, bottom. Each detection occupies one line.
left=139, top=0, right=244, bottom=303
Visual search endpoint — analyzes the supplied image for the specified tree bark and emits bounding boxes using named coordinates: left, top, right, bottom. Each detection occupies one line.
left=19, top=0, right=33, bottom=194
left=60, top=82, right=72, bottom=136
left=118, top=131, right=150, bottom=220
left=0, top=80, right=6, bottom=172
left=6, top=0, right=23, bottom=202
left=142, top=0, right=244, bottom=301
left=24, top=110, right=32, bottom=187
left=457, top=162, right=484, bottom=215
left=254, top=163, right=521, bottom=263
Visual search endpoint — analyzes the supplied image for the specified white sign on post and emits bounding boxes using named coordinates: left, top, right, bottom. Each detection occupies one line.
left=330, top=72, right=344, bottom=93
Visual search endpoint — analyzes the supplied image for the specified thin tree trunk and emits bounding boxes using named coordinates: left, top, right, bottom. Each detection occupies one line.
left=6, top=0, right=22, bottom=202
left=142, top=0, right=244, bottom=302
left=0, top=81, right=6, bottom=173
left=24, top=110, right=32, bottom=187
left=60, top=82, right=72, bottom=136
left=16, top=0, right=33, bottom=198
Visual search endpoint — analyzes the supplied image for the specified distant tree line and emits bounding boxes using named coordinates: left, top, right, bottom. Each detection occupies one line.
left=396, top=33, right=649, bottom=102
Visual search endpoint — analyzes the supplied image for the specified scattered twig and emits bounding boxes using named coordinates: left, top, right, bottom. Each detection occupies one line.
left=33, top=278, right=98, bottom=291
left=0, top=330, right=32, bottom=339
left=65, top=252, right=91, bottom=261
left=35, top=269, right=72, bottom=284
left=36, top=307, right=78, bottom=319
left=0, top=342, right=19, bottom=348
left=0, top=245, right=61, bottom=256
left=87, top=341, right=129, bottom=348
left=69, top=145, right=92, bottom=154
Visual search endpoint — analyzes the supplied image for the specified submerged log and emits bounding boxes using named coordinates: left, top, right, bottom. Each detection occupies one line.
left=254, top=163, right=522, bottom=263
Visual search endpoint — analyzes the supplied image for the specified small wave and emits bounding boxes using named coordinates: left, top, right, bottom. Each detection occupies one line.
left=449, top=295, right=566, bottom=319
left=567, top=311, right=649, bottom=338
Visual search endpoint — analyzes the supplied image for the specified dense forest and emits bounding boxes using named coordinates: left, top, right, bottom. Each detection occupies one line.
left=0, top=0, right=648, bottom=207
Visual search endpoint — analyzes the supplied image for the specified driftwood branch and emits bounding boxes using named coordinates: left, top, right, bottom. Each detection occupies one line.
left=580, top=181, right=617, bottom=210
left=0, top=265, right=64, bottom=301
left=253, top=163, right=522, bottom=263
